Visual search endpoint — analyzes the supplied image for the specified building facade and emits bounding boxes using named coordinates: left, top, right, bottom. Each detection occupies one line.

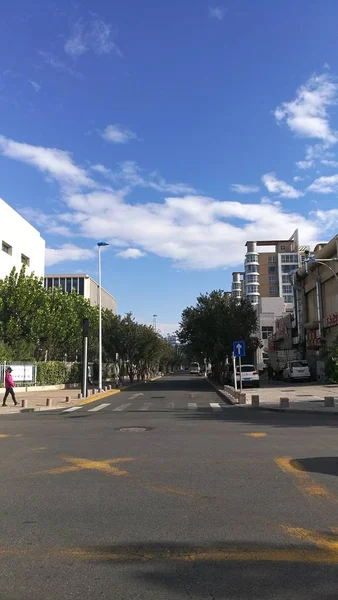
left=0, top=198, right=45, bottom=280
left=44, top=274, right=117, bottom=313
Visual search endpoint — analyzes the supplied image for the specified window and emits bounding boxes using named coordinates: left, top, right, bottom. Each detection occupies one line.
left=284, top=294, right=293, bottom=304
left=72, top=277, right=78, bottom=292
left=268, top=255, right=276, bottom=263
left=60, top=278, right=65, bottom=292
left=246, top=264, right=258, bottom=273
left=247, top=285, right=259, bottom=294
left=246, top=253, right=258, bottom=263
left=269, top=286, right=278, bottom=295
left=281, top=254, right=299, bottom=264
left=268, top=266, right=276, bottom=274
left=47, top=278, right=53, bottom=289
left=282, top=284, right=292, bottom=294
left=282, top=274, right=290, bottom=283
left=262, top=326, right=274, bottom=340
left=66, top=278, right=72, bottom=293
left=21, top=253, right=30, bottom=266
left=281, top=264, right=295, bottom=273
left=250, top=295, right=260, bottom=304
left=2, top=241, right=12, bottom=255
left=232, top=282, right=242, bottom=290
left=268, top=276, right=277, bottom=284
left=53, top=278, right=59, bottom=288
left=246, top=274, right=259, bottom=284
left=79, top=277, right=84, bottom=295
left=280, top=245, right=286, bottom=251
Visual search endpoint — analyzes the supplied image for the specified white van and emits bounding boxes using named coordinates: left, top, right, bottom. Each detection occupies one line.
left=190, top=362, right=200, bottom=374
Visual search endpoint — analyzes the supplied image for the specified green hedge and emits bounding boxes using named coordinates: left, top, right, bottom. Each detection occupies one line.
left=36, top=361, right=73, bottom=385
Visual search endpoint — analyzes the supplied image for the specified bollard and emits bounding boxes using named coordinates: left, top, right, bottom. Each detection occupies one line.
left=91, top=389, right=95, bottom=395
left=251, top=394, right=260, bottom=407
left=280, top=397, right=289, bottom=408
left=324, top=396, right=335, bottom=408
left=94, top=389, right=98, bottom=395
left=108, top=384, right=112, bottom=390
left=104, top=386, right=107, bottom=392
left=239, top=393, right=246, bottom=405
left=77, top=393, right=82, bottom=400
left=65, top=396, right=70, bottom=403
left=46, top=398, right=52, bottom=407
left=21, top=399, right=27, bottom=408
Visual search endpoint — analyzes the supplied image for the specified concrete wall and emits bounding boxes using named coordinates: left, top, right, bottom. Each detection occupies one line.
left=0, top=198, right=45, bottom=280
left=88, top=278, right=117, bottom=313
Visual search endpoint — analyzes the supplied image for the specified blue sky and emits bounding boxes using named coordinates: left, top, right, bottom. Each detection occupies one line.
left=1, top=0, right=338, bottom=334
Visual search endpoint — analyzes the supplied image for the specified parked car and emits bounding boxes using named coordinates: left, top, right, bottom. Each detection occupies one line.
left=283, top=360, right=311, bottom=382
left=189, top=362, right=201, bottom=375
left=231, top=364, right=260, bottom=388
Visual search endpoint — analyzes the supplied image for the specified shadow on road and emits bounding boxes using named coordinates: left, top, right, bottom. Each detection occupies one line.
left=74, top=540, right=338, bottom=599
left=176, top=406, right=338, bottom=429
left=291, top=457, right=338, bottom=477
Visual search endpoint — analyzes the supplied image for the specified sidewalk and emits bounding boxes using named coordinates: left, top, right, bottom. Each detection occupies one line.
left=0, top=387, right=82, bottom=414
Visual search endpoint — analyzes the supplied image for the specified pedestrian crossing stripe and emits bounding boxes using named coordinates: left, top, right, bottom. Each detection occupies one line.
left=62, top=402, right=226, bottom=414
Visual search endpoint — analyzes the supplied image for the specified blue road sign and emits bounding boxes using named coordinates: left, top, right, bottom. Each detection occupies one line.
left=233, top=340, right=246, bottom=357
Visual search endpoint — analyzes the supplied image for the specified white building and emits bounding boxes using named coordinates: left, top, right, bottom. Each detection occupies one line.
left=0, top=198, right=45, bottom=280
left=255, top=297, right=285, bottom=370
left=44, top=274, right=117, bottom=313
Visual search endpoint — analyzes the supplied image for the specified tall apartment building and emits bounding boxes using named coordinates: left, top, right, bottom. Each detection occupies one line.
left=232, top=229, right=309, bottom=309
left=44, top=274, right=117, bottom=313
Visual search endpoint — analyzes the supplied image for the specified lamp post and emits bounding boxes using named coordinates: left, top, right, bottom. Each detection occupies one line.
left=153, top=314, right=158, bottom=332
left=97, top=242, right=109, bottom=391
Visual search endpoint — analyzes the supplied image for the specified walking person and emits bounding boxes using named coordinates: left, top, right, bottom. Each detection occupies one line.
left=2, top=367, right=18, bottom=407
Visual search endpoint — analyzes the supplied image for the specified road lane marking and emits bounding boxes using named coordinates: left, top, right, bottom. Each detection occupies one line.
left=128, top=393, right=144, bottom=400
left=1, top=545, right=337, bottom=564
left=112, top=403, right=131, bottom=412
left=188, top=402, right=197, bottom=410
left=244, top=433, right=267, bottom=438
left=210, top=402, right=222, bottom=412
left=275, top=457, right=337, bottom=502
left=35, top=456, right=135, bottom=477
left=62, top=407, right=82, bottom=413
left=284, top=526, right=338, bottom=553
left=139, top=402, right=152, bottom=411
left=0, top=434, right=23, bottom=438
left=167, top=402, right=174, bottom=409
left=88, top=403, right=110, bottom=412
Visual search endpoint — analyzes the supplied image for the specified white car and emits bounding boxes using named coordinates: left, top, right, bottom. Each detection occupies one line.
left=283, top=361, right=311, bottom=382
left=231, top=364, right=260, bottom=388
left=189, top=362, right=201, bottom=374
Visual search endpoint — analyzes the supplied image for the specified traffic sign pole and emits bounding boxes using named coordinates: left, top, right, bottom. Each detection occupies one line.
left=232, top=352, right=237, bottom=391
left=239, top=355, right=243, bottom=391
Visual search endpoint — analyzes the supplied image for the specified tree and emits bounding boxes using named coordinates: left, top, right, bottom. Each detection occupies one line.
left=178, top=291, right=259, bottom=380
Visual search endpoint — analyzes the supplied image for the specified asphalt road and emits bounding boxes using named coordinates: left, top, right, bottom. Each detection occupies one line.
left=1, top=374, right=338, bottom=599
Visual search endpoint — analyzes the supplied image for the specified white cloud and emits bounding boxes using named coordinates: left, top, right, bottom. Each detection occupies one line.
left=29, top=80, right=41, bottom=92
left=307, top=174, right=338, bottom=194
left=275, top=73, right=338, bottom=145
left=321, top=159, right=338, bottom=167
left=312, top=208, right=338, bottom=229
left=101, top=124, right=138, bottom=144
left=262, top=172, right=304, bottom=199
left=38, top=51, right=80, bottom=77
left=45, top=244, right=95, bottom=266
left=0, top=134, right=94, bottom=189
left=2, top=133, right=331, bottom=272
left=64, top=18, right=121, bottom=59
left=293, top=176, right=304, bottom=182
left=296, top=160, right=314, bottom=170
left=209, top=6, right=226, bottom=20
left=230, top=184, right=260, bottom=194
left=112, top=160, right=197, bottom=195
left=116, top=248, right=146, bottom=259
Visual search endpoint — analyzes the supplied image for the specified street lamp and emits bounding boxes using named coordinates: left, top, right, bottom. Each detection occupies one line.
left=306, top=257, right=338, bottom=282
left=153, top=314, right=158, bottom=332
left=97, top=241, right=109, bottom=391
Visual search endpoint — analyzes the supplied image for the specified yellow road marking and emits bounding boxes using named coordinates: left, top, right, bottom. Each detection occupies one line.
left=0, top=545, right=337, bottom=564
left=244, top=433, right=267, bottom=438
left=0, top=434, right=23, bottom=438
left=275, top=457, right=337, bottom=502
left=35, top=456, right=135, bottom=477
left=284, top=526, right=338, bottom=553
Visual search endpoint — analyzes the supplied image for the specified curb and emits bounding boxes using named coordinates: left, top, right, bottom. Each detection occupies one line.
left=205, top=378, right=234, bottom=405
left=246, top=405, right=338, bottom=416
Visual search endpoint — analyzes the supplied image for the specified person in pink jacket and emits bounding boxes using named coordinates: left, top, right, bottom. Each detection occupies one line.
left=2, top=367, right=18, bottom=407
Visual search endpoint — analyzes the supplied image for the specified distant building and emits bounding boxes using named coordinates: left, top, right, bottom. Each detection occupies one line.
left=0, top=198, right=45, bottom=280
left=232, top=229, right=309, bottom=311
left=44, top=274, right=117, bottom=313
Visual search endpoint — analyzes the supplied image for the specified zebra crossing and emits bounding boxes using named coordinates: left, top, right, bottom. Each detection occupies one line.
left=62, top=400, right=226, bottom=415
